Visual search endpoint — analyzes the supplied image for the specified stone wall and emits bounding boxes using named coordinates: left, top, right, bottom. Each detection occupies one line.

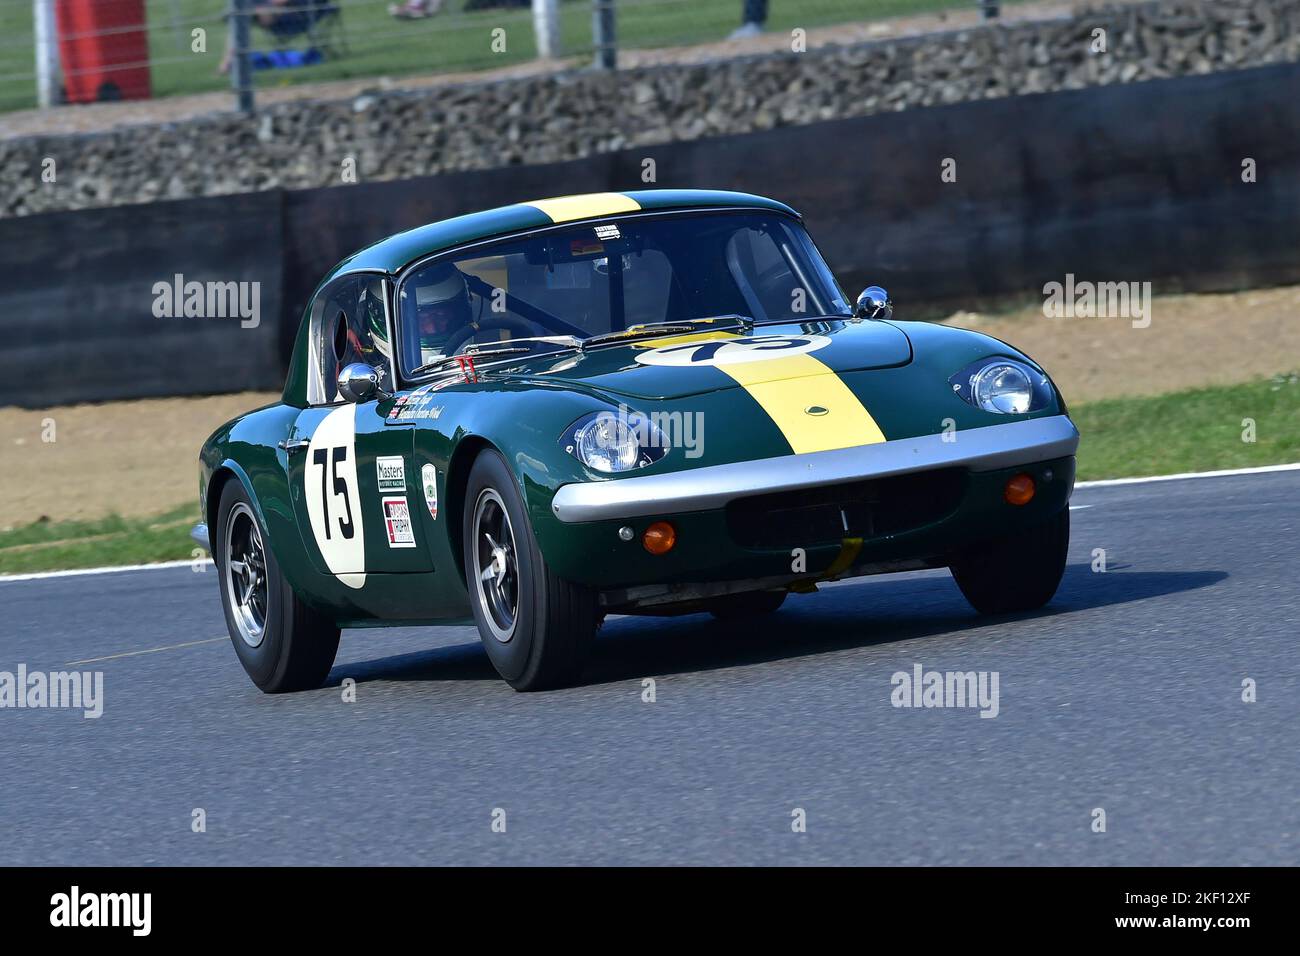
left=3, top=0, right=1297, bottom=218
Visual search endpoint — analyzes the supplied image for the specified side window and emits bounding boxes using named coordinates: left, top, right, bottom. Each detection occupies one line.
left=308, top=275, right=392, bottom=405
left=399, top=260, right=482, bottom=371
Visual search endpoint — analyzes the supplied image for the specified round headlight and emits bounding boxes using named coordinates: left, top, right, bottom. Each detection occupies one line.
left=971, top=362, right=1034, bottom=414
left=568, top=410, right=666, bottom=473
left=576, top=414, right=639, bottom=473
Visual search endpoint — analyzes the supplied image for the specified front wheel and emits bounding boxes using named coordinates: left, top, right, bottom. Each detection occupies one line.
left=949, top=506, right=1070, bottom=615
left=215, top=479, right=341, bottom=692
left=462, top=450, right=599, bottom=691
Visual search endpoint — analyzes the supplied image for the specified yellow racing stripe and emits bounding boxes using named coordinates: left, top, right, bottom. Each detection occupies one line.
left=526, top=193, right=641, bottom=223
left=638, top=332, right=888, bottom=454
left=719, top=353, right=886, bottom=454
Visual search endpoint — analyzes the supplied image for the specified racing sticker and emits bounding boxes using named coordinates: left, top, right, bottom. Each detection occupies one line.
left=376, top=455, right=406, bottom=493
left=389, top=385, right=446, bottom=421
left=634, top=334, right=832, bottom=367
left=304, top=405, right=366, bottom=589
left=421, top=463, right=438, bottom=520
left=382, top=496, right=416, bottom=548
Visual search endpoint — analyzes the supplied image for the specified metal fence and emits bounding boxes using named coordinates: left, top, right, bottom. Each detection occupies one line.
left=8, top=0, right=1009, bottom=116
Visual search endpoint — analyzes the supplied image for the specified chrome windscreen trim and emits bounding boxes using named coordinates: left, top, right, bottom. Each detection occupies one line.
left=550, top=415, right=1079, bottom=523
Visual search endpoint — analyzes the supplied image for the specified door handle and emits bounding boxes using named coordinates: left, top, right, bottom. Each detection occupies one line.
left=278, top=439, right=311, bottom=454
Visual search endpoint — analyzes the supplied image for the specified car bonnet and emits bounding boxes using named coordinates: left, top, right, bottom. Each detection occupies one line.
left=514, top=319, right=913, bottom=401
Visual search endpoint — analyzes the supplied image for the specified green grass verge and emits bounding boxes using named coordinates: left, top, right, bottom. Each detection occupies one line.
left=2, top=0, right=983, bottom=114
left=2, top=374, right=1296, bottom=574
left=0, top=503, right=200, bottom=575
left=1072, top=372, right=1300, bottom=481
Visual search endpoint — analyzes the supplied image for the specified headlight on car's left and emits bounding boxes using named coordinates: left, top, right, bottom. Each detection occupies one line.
left=950, top=358, right=1054, bottom=414
left=562, top=410, right=668, bottom=473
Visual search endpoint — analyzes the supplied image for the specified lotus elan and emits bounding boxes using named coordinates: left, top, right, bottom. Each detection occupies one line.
left=193, top=190, right=1079, bottom=692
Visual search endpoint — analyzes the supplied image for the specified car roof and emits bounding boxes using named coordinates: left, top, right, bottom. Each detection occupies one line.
left=324, top=189, right=800, bottom=281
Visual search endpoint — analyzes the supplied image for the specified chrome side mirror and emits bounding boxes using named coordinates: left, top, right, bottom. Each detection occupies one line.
left=337, top=363, right=387, bottom=403
left=854, top=286, right=893, bottom=320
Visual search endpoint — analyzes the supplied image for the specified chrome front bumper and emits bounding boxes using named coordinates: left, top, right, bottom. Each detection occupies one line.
left=550, top=415, right=1079, bottom=523
left=190, top=523, right=210, bottom=552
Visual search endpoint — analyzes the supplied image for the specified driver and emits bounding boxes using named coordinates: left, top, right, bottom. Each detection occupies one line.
left=410, top=264, right=473, bottom=361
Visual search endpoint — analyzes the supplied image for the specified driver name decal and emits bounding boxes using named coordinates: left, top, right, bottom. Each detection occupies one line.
left=389, top=386, right=445, bottom=421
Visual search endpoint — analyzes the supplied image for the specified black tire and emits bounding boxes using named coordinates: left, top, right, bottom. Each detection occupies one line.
left=462, top=449, right=599, bottom=691
left=949, top=506, right=1070, bottom=615
left=706, top=589, right=787, bottom=621
left=214, top=479, right=340, bottom=693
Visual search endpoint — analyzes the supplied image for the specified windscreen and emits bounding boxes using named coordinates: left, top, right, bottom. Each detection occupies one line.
left=397, top=210, right=851, bottom=374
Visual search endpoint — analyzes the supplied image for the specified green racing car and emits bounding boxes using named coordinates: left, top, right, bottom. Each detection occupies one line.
left=193, top=189, right=1079, bottom=692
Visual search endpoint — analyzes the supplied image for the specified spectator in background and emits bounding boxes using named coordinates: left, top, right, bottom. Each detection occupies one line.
left=729, top=0, right=768, bottom=39
left=218, top=0, right=306, bottom=74
left=389, top=0, right=443, bottom=18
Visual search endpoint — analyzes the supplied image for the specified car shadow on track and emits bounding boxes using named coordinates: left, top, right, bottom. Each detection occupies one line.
left=331, top=641, right=499, bottom=684
left=578, top=564, right=1227, bottom=687
left=329, top=564, right=1226, bottom=690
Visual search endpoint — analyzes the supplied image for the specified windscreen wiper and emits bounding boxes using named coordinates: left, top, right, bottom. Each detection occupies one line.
left=581, top=315, right=752, bottom=349
left=409, top=337, right=586, bottom=378
left=408, top=347, right=532, bottom=378
left=466, top=336, right=584, bottom=352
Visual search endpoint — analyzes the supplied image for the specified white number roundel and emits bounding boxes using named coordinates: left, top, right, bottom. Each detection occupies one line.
left=634, top=334, right=831, bottom=367
left=304, top=405, right=366, bottom=589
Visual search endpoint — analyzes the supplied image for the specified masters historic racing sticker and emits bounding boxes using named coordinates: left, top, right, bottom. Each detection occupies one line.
left=382, top=496, right=416, bottom=548
left=421, top=463, right=438, bottom=520
left=376, top=455, right=406, bottom=492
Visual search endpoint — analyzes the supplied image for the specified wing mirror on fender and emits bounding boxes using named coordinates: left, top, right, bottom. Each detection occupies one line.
left=337, top=363, right=390, bottom=403
left=854, top=286, right=893, bottom=320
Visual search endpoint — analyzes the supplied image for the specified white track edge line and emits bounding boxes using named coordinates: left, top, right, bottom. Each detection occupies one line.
left=3, top=462, right=1298, bottom=583
left=1075, top=462, right=1300, bottom=488
left=0, top=558, right=212, bottom=584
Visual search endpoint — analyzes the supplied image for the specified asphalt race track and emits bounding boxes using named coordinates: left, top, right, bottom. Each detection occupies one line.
left=2, top=471, right=1296, bottom=865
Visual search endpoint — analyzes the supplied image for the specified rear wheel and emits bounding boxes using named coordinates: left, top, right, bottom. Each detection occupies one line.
left=462, top=450, right=599, bottom=691
left=706, top=589, right=787, bottom=621
left=949, top=506, right=1070, bottom=615
left=215, top=479, right=340, bottom=692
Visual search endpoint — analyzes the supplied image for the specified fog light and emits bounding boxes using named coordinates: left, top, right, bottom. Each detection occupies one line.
left=643, top=521, right=676, bottom=555
left=1004, top=473, right=1036, bottom=506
